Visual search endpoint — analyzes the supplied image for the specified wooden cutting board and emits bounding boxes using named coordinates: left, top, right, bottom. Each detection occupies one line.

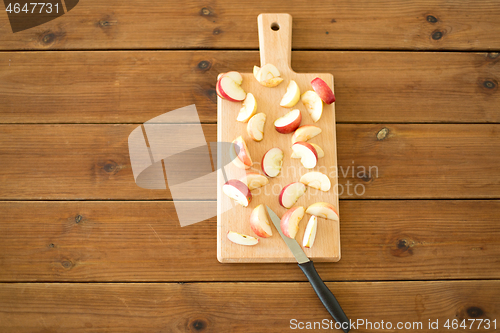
left=217, top=13, right=340, bottom=263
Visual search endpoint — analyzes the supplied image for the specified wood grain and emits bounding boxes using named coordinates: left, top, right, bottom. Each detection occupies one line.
left=0, top=124, right=498, bottom=200
left=0, top=200, right=498, bottom=282
left=0, top=0, right=499, bottom=51
left=218, top=13, right=340, bottom=262
left=0, top=281, right=498, bottom=332
left=1, top=51, right=499, bottom=124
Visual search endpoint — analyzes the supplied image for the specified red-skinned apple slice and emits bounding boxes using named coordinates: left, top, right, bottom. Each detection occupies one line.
left=261, top=147, right=284, bottom=177
left=305, top=202, right=339, bottom=221
left=240, top=172, right=269, bottom=190
left=300, top=171, right=331, bottom=191
left=291, top=142, right=318, bottom=169
left=291, top=125, right=322, bottom=144
left=280, top=80, right=300, bottom=107
left=223, top=179, right=252, bottom=207
left=291, top=142, right=324, bottom=159
left=311, top=77, right=336, bottom=104
left=279, top=182, right=307, bottom=208
left=231, top=136, right=253, bottom=169
left=280, top=206, right=305, bottom=239
left=247, top=112, right=266, bottom=142
left=302, top=215, right=318, bottom=248
left=227, top=231, right=259, bottom=246
left=301, top=90, right=323, bottom=122
left=274, top=109, right=302, bottom=134
left=218, top=76, right=246, bottom=102
left=237, top=93, right=257, bottom=122
left=249, top=204, right=273, bottom=238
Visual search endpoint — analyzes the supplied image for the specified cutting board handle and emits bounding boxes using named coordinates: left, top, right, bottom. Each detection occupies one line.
left=257, top=13, right=293, bottom=73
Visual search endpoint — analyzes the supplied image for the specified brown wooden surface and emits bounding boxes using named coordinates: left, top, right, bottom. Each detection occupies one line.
left=0, top=200, right=498, bottom=282
left=0, top=1, right=500, bottom=51
left=0, top=281, right=498, bottom=333
left=1, top=51, right=499, bottom=124
left=0, top=124, right=498, bottom=200
left=1, top=2, right=500, bottom=331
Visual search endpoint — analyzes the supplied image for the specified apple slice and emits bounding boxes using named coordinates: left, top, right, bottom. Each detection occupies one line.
left=237, top=93, right=257, bottom=122
left=280, top=80, right=300, bottom=108
left=261, top=147, right=284, bottom=177
left=240, top=172, right=269, bottom=190
left=227, top=231, right=259, bottom=246
left=291, top=143, right=324, bottom=159
left=305, top=202, right=339, bottom=221
left=301, top=90, right=323, bottom=122
left=291, top=142, right=318, bottom=169
left=279, top=182, right=307, bottom=208
left=253, top=66, right=260, bottom=79
left=218, top=75, right=246, bottom=102
left=311, top=77, right=336, bottom=104
left=280, top=206, right=305, bottom=239
left=291, top=125, right=322, bottom=144
left=274, top=109, right=302, bottom=134
left=222, top=179, right=252, bottom=207
left=249, top=204, right=273, bottom=238
left=247, top=113, right=266, bottom=142
left=231, top=136, right=253, bottom=169
left=223, top=71, right=243, bottom=85
left=256, top=64, right=283, bottom=87
left=300, top=171, right=331, bottom=191
left=302, top=215, right=318, bottom=248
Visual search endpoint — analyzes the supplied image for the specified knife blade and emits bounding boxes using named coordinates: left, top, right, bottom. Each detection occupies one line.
left=266, top=206, right=350, bottom=333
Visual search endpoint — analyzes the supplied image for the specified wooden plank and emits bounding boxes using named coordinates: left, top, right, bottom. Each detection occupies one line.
left=0, top=0, right=500, bottom=51
left=0, top=281, right=498, bottom=332
left=0, top=200, right=498, bottom=282
left=1, top=51, right=499, bottom=124
left=0, top=124, right=499, bottom=200
left=217, top=14, right=340, bottom=263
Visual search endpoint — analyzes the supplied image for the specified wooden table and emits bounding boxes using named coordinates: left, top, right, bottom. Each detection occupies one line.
left=0, top=1, right=499, bottom=332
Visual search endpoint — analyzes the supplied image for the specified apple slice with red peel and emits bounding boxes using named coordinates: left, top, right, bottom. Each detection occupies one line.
left=292, top=142, right=324, bottom=159
left=274, top=109, right=302, bottom=134
left=247, top=113, right=266, bottom=142
left=291, top=125, right=322, bottom=144
left=240, top=172, right=269, bottom=190
left=279, top=182, right=307, bottom=209
left=311, top=77, right=336, bottom=104
left=280, top=206, right=305, bottom=239
left=223, top=71, right=243, bottom=85
left=237, top=93, right=257, bottom=122
left=222, top=179, right=252, bottom=207
left=280, top=80, right=300, bottom=108
left=227, top=231, right=259, bottom=246
left=301, top=90, right=323, bottom=122
left=302, top=215, right=318, bottom=248
left=292, top=142, right=318, bottom=169
left=261, top=147, right=284, bottom=177
left=231, top=136, right=253, bottom=169
left=249, top=204, right=273, bottom=238
left=306, top=202, right=339, bottom=221
left=300, top=171, right=331, bottom=191
left=218, top=76, right=246, bottom=102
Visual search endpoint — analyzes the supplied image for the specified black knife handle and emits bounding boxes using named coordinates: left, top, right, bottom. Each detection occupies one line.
left=299, top=260, right=350, bottom=333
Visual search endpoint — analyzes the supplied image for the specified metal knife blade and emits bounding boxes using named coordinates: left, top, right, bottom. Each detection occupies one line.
left=266, top=206, right=309, bottom=264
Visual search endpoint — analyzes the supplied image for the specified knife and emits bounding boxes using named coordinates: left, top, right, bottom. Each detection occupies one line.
left=266, top=206, right=350, bottom=333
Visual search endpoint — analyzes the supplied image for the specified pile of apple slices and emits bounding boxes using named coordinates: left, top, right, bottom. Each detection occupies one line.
left=219, top=66, right=338, bottom=249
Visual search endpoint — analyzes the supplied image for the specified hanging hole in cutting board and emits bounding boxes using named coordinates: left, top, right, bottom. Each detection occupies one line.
left=270, top=22, right=280, bottom=31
